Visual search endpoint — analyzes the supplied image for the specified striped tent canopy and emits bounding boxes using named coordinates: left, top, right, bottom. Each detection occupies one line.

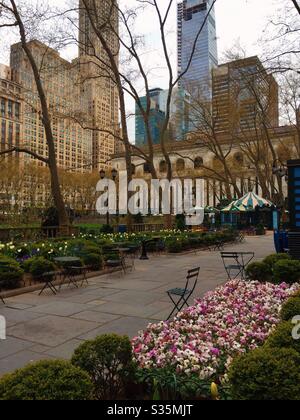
left=205, top=206, right=220, bottom=214
left=222, top=192, right=275, bottom=212
left=221, top=202, right=242, bottom=213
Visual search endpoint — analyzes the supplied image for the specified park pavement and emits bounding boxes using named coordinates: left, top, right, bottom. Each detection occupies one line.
left=0, top=234, right=275, bottom=376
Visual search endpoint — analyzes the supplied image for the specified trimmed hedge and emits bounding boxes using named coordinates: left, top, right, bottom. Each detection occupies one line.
left=280, top=297, right=300, bottom=321
left=265, top=321, right=300, bottom=354
left=228, top=347, right=300, bottom=400
left=0, top=360, right=93, bottom=400
left=246, top=261, right=270, bottom=282
left=23, top=257, right=56, bottom=278
left=263, top=253, right=292, bottom=271
left=0, top=256, right=24, bottom=289
left=72, top=334, right=134, bottom=400
left=81, top=253, right=103, bottom=270
left=273, top=260, right=300, bottom=285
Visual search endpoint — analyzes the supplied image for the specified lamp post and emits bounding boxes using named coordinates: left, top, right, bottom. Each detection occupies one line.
left=99, top=169, right=118, bottom=226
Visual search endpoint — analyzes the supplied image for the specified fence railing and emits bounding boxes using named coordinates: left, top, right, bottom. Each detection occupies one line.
left=117, top=224, right=166, bottom=233
left=0, top=226, right=80, bottom=242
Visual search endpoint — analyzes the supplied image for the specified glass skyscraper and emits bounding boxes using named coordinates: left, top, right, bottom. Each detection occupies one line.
left=177, top=0, right=218, bottom=98
left=135, top=89, right=166, bottom=146
left=135, top=88, right=191, bottom=146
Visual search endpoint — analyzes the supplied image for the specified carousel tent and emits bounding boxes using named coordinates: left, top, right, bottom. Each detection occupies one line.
left=222, top=192, right=274, bottom=213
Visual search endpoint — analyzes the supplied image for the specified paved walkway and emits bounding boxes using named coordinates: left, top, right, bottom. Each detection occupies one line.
left=0, top=234, right=275, bottom=376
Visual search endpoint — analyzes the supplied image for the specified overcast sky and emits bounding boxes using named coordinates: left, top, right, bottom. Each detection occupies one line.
left=0, top=0, right=281, bottom=140
left=0, top=0, right=278, bottom=67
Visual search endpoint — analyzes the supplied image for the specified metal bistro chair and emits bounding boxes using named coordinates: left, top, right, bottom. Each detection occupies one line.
left=166, top=267, right=200, bottom=321
left=65, top=266, right=89, bottom=288
left=106, top=251, right=127, bottom=276
left=39, top=271, right=58, bottom=296
left=0, top=282, right=5, bottom=304
left=221, top=252, right=244, bottom=281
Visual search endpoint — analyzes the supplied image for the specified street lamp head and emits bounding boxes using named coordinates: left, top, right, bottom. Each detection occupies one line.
left=99, top=169, right=106, bottom=179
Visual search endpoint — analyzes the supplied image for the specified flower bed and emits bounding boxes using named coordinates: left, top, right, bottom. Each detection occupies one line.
left=0, top=230, right=237, bottom=292
left=132, top=280, right=300, bottom=383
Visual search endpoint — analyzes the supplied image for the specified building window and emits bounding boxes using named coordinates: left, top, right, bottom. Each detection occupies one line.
left=15, top=124, right=20, bottom=147
left=234, top=152, right=244, bottom=165
left=15, top=102, right=20, bottom=120
left=1, top=120, right=6, bottom=149
left=159, top=160, right=167, bottom=172
left=194, top=157, right=204, bottom=169
left=144, top=163, right=151, bottom=174
left=176, top=158, right=185, bottom=172
left=0, top=98, right=5, bottom=117
left=8, top=122, right=13, bottom=147
left=8, top=100, right=13, bottom=118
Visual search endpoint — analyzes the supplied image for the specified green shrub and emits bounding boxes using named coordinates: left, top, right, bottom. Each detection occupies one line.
left=255, top=224, right=265, bottom=235
left=103, top=252, right=119, bottom=262
left=273, top=260, right=300, bottom=284
left=165, top=240, right=183, bottom=253
left=265, top=321, right=300, bottom=354
left=72, top=334, right=134, bottom=400
left=100, top=224, right=114, bottom=234
left=81, top=245, right=102, bottom=256
left=0, top=360, right=93, bottom=400
left=263, top=253, right=292, bottom=271
left=23, top=257, right=56, bottom=278
left=175, top=214, right=186, bottom=231
left=245, top=261, right=271, bottom=282
left=81, top=253, right=103, bottom=270
left=280, top=297, right=300, bottom=321
left=228, top=347, right=300, bottom=400
left=0, top=256, right=24, bottom=289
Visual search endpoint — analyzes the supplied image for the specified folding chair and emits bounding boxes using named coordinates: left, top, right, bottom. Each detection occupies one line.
left=39, top=272, right=58, bottom=296
left=166, top=267, right=200, bottom=321
left=221, top=252, right=244, bottom=280
left=213, top=240, right=225, bottom=251
left=68, top=266, right=89, bottom=287
left=106, top=256, right=126, bottom=276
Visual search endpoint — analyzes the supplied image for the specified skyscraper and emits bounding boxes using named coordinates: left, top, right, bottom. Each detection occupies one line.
left=135, top=89, right=166, bottom=146
left=79, top=0, right=120, bottom=169
left=135, top=88, right=190, bottom=146
left=212, top=56, right=279, bottom=134
left=177, top=0, right=218, bottom=97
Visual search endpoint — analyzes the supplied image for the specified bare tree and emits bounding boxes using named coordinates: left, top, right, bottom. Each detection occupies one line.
left=291, top=0, right=300, bottom=15
left=66, top=0, right=217, bottom=181
left=280, top=72, right=300, bottom=154
left=261, top=0, right=300, bottom=74
left=0, top=0, right=69, bottom=226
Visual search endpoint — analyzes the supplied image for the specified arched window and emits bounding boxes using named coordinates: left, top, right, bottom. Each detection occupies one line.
left=176, top=158, right=185, bottom=172
left=131, top=164, right=136, bottom=175
left=194, top=157, right=204, bottom=169
left=234, top=152, right=244, bottom=165
left=144, top=162, right=151, bottom=174
left=159, top=160, right=167, bottom=173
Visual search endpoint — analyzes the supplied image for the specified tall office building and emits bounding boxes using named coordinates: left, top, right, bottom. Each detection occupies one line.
left=10, top=41, right=92, bottom=171
left=0, top=64, right=23, bottom=155
left=177, top=0, right=218, bottom=97
left=135, top=88, right=190, bottom=146
left=79, top=0, right=120, bottom=169
left=212, top=56, right=279, bottom=134
left=135, top=89, right=166, bottom=146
